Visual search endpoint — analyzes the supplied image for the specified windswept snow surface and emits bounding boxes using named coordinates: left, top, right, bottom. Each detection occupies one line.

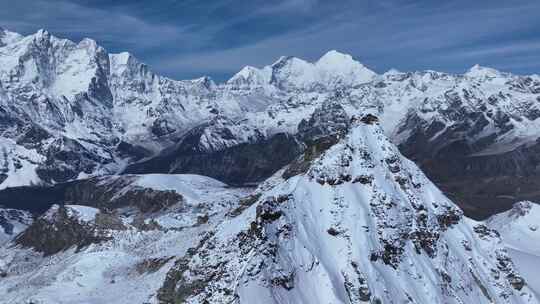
left=487, top=201, right=540, bottom=296
left=133, top=174, right=234, bottom=203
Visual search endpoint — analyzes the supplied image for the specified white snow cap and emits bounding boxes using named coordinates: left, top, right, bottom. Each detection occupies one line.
left=236, top=50, right=378, bottom=90
left=466, top=64, right=501, bottom=78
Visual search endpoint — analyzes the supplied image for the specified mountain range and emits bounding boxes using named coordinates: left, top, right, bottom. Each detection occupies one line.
left=0, top=28, right=539, bottom=303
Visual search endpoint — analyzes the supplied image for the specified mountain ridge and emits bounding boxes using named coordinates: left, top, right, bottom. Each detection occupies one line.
left=1, top=28, right=540, bottom=218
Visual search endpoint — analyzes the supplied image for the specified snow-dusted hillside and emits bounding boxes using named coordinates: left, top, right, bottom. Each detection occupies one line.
left=0, top=174, right=251, bottom=303
left=487, top=201, right=540, bottom=296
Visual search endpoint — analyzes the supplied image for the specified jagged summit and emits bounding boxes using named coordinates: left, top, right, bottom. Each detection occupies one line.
left=157, top=116, right=537, bottom=303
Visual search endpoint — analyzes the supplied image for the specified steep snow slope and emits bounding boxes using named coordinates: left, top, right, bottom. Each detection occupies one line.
left=158, top=116, right=536, bottom=304
left=0, top=174, right=251, bottom=303
left=487, top=201, right=540, bottom=296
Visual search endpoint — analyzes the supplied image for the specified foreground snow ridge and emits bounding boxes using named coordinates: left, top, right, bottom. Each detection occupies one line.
left=158, top=116, right=537, bottom=304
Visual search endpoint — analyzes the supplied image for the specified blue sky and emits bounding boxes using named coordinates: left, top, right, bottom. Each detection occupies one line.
left=2, top=0, right=540, bottom=81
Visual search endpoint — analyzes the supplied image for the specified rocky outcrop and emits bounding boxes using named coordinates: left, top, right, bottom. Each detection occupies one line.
left=126, top=130, right=304, bottom=186
left=399, top=110, right=540, bottom=219
left=15, top=205, right=108, bottom=255
left=63, top=176, right=183, bottom=212
left=0, top=175, right=184, bottom=215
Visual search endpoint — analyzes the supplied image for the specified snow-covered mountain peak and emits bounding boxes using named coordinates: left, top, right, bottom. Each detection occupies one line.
left=110, top=51, right=132, bottom=65
left=109, top=51, right=149, bottom=78
left=191, top=75, right=216, bottom=89
left=316, top=49, right=370, bottom=74
left=0, top=27, right=22, bottom=46
left=316, top=49, right=353, bottom=64
left=316, top=50, right=376, bottom=85
left=78, top=37, right=100, bottom=50
left=227, top=65, right=273, bottom=88
left=465, top=64, right=502, bottom=79
left=34, top=28, right=50, bottom=40
left=158, top=114, right=536, bottom=303
left=267, top=51, right=376, bottom=91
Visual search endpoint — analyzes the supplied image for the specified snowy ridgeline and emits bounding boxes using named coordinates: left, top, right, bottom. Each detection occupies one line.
left=1, top=28, right=540, bottom=189
left=0, top=118, right=538, bottom=303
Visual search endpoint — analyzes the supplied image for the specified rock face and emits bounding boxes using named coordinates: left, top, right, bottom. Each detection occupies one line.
left=0, top=207, right=32, bottom=245
left=15, top=205, right=109, bottom=256
left=0, top=174, right=190, bottom=215
left=1, top=28, right=540, bottom=216
left=157, top=116, right=537, bottom=304
left=125, top=118, right=304, bottom=185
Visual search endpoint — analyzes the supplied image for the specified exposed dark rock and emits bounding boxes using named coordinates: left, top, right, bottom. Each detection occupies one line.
left=157, top=233, right=216, bottom=303
left=127, top=131, right=304, bottom=186
left=94, top=212, right=126, bottom=231
left=116, top=141, right=152, bottom=161
left=15, top=206, right=108, bottom=256
left=228, top=193, right=262, bottom=217
left=436, top=206, right=463, bottom=230
left=507, top=273, right=526, bottom=291
left=36, top=137, right=113, bottom=184
left=16, top=124, right=51, bottom=149
left=353, top=175, right=373, bottom=184
left=397, top=110, right=540, bottom=220
left=297, top=100, right=349, bottom=141
left=409, top=230, right=439, bottom=257
left=270, top=271, right=295, bottom=290
left=0, top=175, right=183, bottom=215
left=151, top=118, right=176, bottom=137
left=135, top=257, right=174, bottom=274
left=473, top=224, right=500, bottom=240
left=359, top=114, right=379, bottom=125
left=283, top=135, right=339, bottom=179
left=63, top=176, right=183, bottom=213
left=256, top=204, right=283, bottom=223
